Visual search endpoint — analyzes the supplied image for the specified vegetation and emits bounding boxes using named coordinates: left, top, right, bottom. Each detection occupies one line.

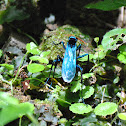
left=0, top=0, right=126, bottom=126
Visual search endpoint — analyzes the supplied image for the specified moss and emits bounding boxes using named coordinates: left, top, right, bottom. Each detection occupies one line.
left=40, top=25, right=93, bottom=60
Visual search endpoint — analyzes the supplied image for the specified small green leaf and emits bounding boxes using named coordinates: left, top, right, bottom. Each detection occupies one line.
left=102, top=28, right=126, bottom=51
left=40, top=50, right=51, bottom=57
left=118, top=113, right=126, bottom=120
left=113, top=76, right=120, bottom=84
left=69, top=103, right=92, bottom=114
left=79, top=113, right=97, bottom=125
left=0, top=49, right=2, bottom=58
left=57, top=98, right=71, bottom=107
left=94, top=102, right=118, bottom=116
left=30, top=56, right=49, bottom=64
left=93, top=51, right=106, bottom=60
left=82, top=73, right=94, bottom=79
left=117, top=45, right=126, bottom=64
left=117, top=53, right=126, bottom=64
left=70, top=81, right=81, bottom=92
left=39, top=58, right=49, bottom=64
left=0, top=64, right=14, bottom=71
left=59, top=118, right=67, bottom=124
left=0, top=74, right=3, bottom=80
left=116, top=92, right=126, bottom=103
left=29, top=56, right=40, bottom=61
left=94, top=37, right=99, bottom=43
left=85, top=0, right=125, bottom=11
left=0, top=6, right=30, bottom=24
left=116, top=92, right=122, bottom=99
left=26, top=42, right=41, bottom=54
left=117, top=53, right=125, bottom=60
left=81, top=86, right=94, bottom=99
left=27, top=63, right=44, bottom=73
left=119, top=44, right=126, bottom=52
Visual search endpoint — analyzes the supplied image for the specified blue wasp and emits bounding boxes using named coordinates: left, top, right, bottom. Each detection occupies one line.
left=45, top=36, right=89, bottom=84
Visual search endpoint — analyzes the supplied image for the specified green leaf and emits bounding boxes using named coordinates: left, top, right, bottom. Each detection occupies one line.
left=93, top=46, right=106, bottom=60
left=82, top=73, right=94, bottom=79
left=56, top=98, right=71, bottom=107
left=29, top=56, right=40, bottom=61
left=0, top=102, right=34, bottom=125
left=85, top=0, right=125, bottom=11
left=0, top=92, right=34, bottom=125
left=116, top=92, right=126, bottom=104
left=117, top=45, right=126, bottom=64
left=81, top=86, right=94, bottom=99
left=69, top=103, right=92, bottom=114
left=30, top=56, right=49, bottom=64
left=27, top=63, right=44, bottom=73
left=95, top=85, right=111, bottom=99
left=0, top=6, right=29, bottom=24
left=59, top=118, right=67, bottom=124
left=38, top=58, right=49, bottom=64
left=102, top=28, right=126, bottom=51
left=94, top=102, right=118, bottom=116
left=117, top=53, right=125, bottom=60
left=0, top=92, right=19, bottom=107
left=26, top=42, right=41, bottom=54
left=119, top=44, right=126, bottom=52
left=0, top=74, right=3, bottom=80
left=0, top=64, right=14, bottom=71
left=118, top=113, right=126, bottom=120
left=117, top=53, right=126, bottom=64
left=70, top=81, right=81, bottom=92
left=0, top=49, right=2, bottom=58
left=40, top=50, right=51, bottom=57
left=113, top=76, right=120, bottom=84
left=79, top=113, right=97, bottom=125
left=94, top=51, right=106, bottom=60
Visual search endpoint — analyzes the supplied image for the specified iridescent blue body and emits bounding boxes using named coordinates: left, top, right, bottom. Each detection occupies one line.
left=45, top=36, right=89, bottom=103
left=45, top=36, right=88, bottom=84
left=62, top=36, right=77, bottom=83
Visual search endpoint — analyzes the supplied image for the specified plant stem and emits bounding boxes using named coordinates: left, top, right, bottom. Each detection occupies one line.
left=96, top=42, right=99, bottom=64
left=12, top=52, right=29, bottom=84
left=110, top=113, right=118, bottom=125
left=9, top=52, right=29, bottom=94
left=110, top=100, right=120, bottom=125
left=27, top=114, right=40, bottom=126
left=2, top=79, right=13, bottom=94
left=27, top=78, right=55, bottom=90
left=89, top=62, right=103, bottom=73
left=19, top=116, right=22, bottom=126
left=23, top=32, right=38, bottom=45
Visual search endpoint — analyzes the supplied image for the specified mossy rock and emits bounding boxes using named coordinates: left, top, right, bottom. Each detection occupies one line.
left=40, top=25, right=93, bottom=60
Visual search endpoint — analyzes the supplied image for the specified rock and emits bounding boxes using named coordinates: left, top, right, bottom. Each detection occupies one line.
left=2, top=31, right=30, bottom=53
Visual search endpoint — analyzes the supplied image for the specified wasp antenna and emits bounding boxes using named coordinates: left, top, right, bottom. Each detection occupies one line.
left=76, top=36, right=87, bottom=45
left=65, top=34, right=87, bottom=45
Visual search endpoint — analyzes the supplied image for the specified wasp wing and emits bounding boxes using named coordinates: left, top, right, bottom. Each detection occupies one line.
left=62, top=43, right=76, bottom=83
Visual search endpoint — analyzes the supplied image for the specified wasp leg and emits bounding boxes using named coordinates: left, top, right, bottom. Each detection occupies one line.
left=76, top=44, right=88, bottom=59
left=77, top=53, right=88, bottom=59
left=53, top=55, right=63, bottom=78
left=53, top=41, right=66, bottom=50
left=45, top=55, right=63, bottom=87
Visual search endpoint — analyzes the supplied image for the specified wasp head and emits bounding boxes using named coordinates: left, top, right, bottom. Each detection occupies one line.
left=68, top=36, right=77, bottom=45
